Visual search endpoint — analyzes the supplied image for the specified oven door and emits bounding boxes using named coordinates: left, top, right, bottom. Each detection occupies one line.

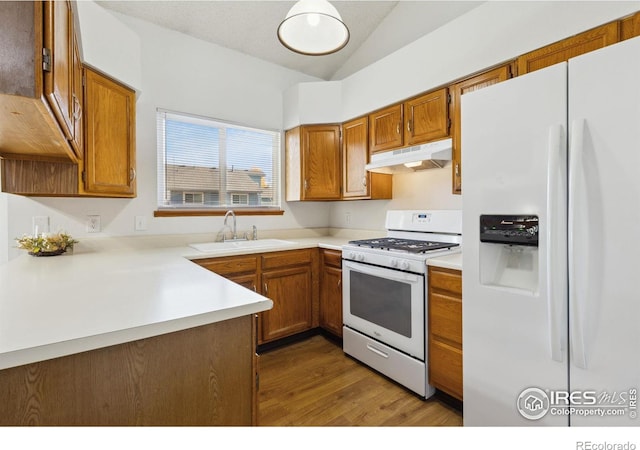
left=342, top=259, right=425, bottom=359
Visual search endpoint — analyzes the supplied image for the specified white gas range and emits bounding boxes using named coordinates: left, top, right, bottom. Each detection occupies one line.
left=341, top=210, right=462, bottom=398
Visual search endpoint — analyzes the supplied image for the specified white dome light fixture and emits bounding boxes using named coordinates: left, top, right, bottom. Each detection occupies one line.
left=277, top=0, right=350, bottom=56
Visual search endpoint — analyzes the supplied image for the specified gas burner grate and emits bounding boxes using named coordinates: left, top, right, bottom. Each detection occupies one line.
left=348, top=237, right=459, bottom=254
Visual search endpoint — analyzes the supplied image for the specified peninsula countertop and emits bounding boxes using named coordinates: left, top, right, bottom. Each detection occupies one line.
left=0, top=246, right=275, bottom=371
left=0, top=235, right=360, bottom=371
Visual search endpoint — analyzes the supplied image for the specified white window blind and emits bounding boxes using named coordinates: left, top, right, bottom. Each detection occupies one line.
left=157, top=109, right=281, bottom=210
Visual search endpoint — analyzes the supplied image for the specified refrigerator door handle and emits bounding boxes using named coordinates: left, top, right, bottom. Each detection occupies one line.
left=546, top=124, right=567, bottom=363
left=569, top=118, right=588, bottom=369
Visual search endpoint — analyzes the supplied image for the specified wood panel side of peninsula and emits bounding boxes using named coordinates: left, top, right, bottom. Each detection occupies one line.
left=0, top=315, right=255, bottom=426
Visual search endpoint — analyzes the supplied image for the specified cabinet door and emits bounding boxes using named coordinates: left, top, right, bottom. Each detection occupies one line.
left=228, top=273, right=260, bottom=293
left=83, top=68, right=136, bottom=197
left=342, top=116, right=369, bottom=199
left=261, top=265, right=313, bottom=343
left=428, top=266, right=463, bottom=400
left=621, top=11, right=640, bottom=40
left=369, top=103, right=403, bottom=153
left=70, top=32, right=83, bottom=158
left=516, top=22, right=619, bottom=75
left=301, top=125, right=341, bottom=200
left=404, top=88, right=450, bottom=146
left=451, top=64, right=512, bottom=194
left=43, top=0, right=74, bottom=141
left=319, top=250, right=342, bottom=337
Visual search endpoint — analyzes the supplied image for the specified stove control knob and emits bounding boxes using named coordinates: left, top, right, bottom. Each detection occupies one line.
left=356, top=253, right=365, bottom=262
left=399, top=260, right=410, bottom=270
left=348, top=252, right=356, bottom=260
left=390, top=258, right=398, bottom=268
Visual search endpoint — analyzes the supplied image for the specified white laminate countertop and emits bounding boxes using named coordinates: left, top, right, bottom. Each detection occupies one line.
left=0, top=236, right=354, bottom=371
left=427, top=252, right=463, bottom=271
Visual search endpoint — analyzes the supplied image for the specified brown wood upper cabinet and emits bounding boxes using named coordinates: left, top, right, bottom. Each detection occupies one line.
left=404, top=88, right=450, bottom=146
left=342, top=116, right=392, bottom=200
left=369, top=87, right=451, bottom=155
left=285, top=125, right=341, bottom=201
left=516, top=22, right=619, bottom=75
left=80, top=67, right=136, bottom=197
left=621, top=11, right=640, bottom=40
left=450, top=64, right=513, bottom=194
left=368, top=103, right=404, bottom=154
left=0, top=0, right=80, bottom=162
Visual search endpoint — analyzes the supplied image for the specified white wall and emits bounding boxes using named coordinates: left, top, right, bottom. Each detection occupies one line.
left=0, top=5, right=328, bottom=261
left=330, top=165, right=462, bottom=231
left=283, top=81, right=342, bottom=129
left=74, top=1, right=142, bottom=91
left=341, top=1, right=640, bottom=121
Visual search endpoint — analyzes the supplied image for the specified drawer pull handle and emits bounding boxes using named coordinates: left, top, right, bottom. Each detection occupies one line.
left=366, top=343, right=389, bottom=359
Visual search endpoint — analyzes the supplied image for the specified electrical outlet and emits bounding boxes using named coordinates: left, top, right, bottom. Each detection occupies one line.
left=134, top=215, right=147, bottom=231
left=32, top=216, right=50, bottom=235
left=345, top=212, right=351, bottom=224
left=86, top=215, right=101, bottom=233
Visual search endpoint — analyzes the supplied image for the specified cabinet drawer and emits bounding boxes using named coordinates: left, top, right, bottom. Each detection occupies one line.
left=429, top=267, right=462, bottom=295
left=322, top=249, right=342, bottom=268
left=196, top=255, right=258, bottom=276
left=429, top=292, right=462, bottom=345
left=262, top=249, right=312, bottom=270
left=429, top=340, right=463, bottom=400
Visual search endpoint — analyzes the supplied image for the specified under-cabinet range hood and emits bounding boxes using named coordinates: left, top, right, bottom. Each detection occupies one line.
left=365, top=138, right=452, bottom=174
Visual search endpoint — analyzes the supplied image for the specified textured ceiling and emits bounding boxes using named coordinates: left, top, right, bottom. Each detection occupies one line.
left=97, top=1, right=483, bottom=80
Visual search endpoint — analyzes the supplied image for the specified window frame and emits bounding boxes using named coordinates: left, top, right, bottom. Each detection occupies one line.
left=155, top=109, right=283, bottom=217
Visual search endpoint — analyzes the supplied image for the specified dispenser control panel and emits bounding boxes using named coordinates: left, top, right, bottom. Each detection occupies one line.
left=480, top=215, right=539, bottom=247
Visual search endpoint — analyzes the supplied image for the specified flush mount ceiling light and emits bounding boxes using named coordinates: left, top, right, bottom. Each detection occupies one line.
left=277, top=0, right=350, bottom=56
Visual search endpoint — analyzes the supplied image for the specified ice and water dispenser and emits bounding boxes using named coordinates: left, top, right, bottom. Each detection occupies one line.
left=479, top=215, right=539, bottom=293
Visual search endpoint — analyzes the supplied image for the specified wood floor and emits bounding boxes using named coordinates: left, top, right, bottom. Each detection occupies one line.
left=257, top=334, right=463, bottom=426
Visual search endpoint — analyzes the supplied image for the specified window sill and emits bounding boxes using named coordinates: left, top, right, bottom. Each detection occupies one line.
left=154, top=208, right=285, bottom=217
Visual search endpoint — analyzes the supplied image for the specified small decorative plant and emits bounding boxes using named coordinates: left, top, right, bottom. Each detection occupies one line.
left=15, top=232, right=79, bottom=256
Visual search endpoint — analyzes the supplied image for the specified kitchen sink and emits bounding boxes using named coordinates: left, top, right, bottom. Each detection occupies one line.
left=189, top=239, right=297, bottom=253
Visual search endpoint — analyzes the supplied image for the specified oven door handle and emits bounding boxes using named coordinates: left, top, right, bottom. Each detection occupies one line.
left=343, top=260, right=421, bottom=283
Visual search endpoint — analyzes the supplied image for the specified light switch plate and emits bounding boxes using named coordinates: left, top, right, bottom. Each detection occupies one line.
left=134, top=215, right=147, bottom=231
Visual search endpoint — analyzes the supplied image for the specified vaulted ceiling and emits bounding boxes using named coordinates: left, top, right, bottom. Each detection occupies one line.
left=97, top=1, right=484, bottom=80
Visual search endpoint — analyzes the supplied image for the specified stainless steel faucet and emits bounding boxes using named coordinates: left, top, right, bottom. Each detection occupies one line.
left=223, top=210, right=237, bottom=241
left=252, top=225, right=258, bottom=240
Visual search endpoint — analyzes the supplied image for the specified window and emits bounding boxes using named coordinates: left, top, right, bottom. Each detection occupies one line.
left=157, top=109, right=281, bottom=212
left=231, top=193, right=249, bottom=205
left=183, top=192, right=204, bottom=204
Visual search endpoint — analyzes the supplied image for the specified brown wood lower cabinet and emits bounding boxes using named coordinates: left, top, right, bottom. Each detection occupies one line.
left=196, top=248, right=319, bottom=345
left=428, top=266, right=463, bottom=400
left=319, top=249, right=342, bottom=338
left=0, top=315, right=255, bottom=426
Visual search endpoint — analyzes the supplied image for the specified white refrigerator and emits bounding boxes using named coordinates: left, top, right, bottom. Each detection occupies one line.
left=461, top=36, right=640, bottom=426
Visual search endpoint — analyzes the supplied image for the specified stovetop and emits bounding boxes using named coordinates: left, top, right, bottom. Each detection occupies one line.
left=347, top=237, right=459, bottom=254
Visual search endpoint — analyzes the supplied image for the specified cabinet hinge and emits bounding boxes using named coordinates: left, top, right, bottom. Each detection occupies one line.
left=42, top=48, right=52, bottom=72
left=447, top=93, right=452, bottom=104
left=81, top=171, right=86, bottom=183
left=448, top=118, right=452, bottom=130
